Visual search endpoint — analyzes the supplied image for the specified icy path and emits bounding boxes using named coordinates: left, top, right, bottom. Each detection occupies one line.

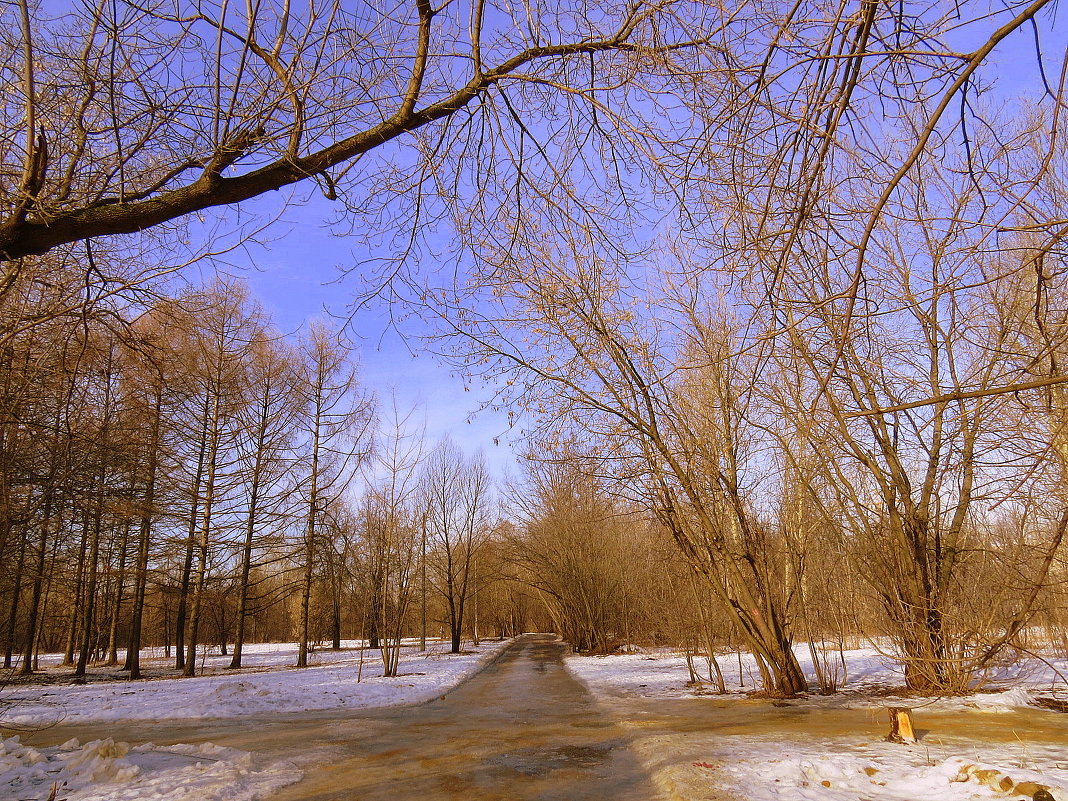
left=11, top=636, right=659, bottom=801
left=268, top=633, right=658, bottom=801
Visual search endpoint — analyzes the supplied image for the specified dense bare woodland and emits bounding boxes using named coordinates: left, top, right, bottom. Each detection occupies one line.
left=1, top=0, right=1068, bottom=704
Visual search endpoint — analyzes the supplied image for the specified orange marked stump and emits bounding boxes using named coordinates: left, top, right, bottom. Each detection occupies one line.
left=886, top=707, right=916, bottom=743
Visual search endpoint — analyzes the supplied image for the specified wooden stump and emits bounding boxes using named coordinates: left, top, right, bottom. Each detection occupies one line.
left=886, top=707, right=916, bottom=743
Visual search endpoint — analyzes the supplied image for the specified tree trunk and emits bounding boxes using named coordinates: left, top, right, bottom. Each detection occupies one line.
left=228, top=487, right=259, bottom=670
left=297, top=518, right=316, bottom=667
left=3, top=530, right=26, bottom=668
left=297, top=390, right=321, bottom=669
left=63, top=515, right=89, bottom=666
left=176, top=399, right=211, bottom=671
left=19, top=494, right=54, bottom=676
left=124, top=384, right=162, bottom=679
left=230, top=381, right=276, bottom=670
left=420, top=519, right=427, bottom=652
left=106, top=521, right=131, bottom=666
left=74, top=503, right=105, bottom=677
left=184, top=393, right=222, bottom=678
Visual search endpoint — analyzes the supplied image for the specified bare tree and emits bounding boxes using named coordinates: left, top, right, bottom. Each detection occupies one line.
left=758, top=147, right=1067, bottom=692
left=421, top=439, right=492, bottom=654
left=229, top=334, right=299, bottom=669
left=162, top=281, right=262, bottom=676
left=356, top=400, right=426, bottom=676
left=434, top=228, right=807, bottom=694
left=121, top=319, right=171, bottom=679
left=0, top=0, right=711, bottom=271
left=295, top=323, right=372, bottom=668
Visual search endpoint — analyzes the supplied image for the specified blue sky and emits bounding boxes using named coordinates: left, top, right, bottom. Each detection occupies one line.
left=183, top=3, right=1064, bottom=483
left=202, top=194, right=521, bottom=481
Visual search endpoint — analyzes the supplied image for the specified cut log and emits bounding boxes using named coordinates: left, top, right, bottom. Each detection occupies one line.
left=886, top=707, right=916, bottom=743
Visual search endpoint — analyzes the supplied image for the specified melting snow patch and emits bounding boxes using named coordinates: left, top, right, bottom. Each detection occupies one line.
left=710, top=738, right=1068, bottom=801
left=0, top=735, right=301, bottom=801
left=962, top=686, right=1033, bottom=712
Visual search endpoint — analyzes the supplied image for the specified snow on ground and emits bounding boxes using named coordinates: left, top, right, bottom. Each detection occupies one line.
left=1, top=638, right=512, bottom=728
left=567, top=643, right=1068, bottom=709
left=0, top=735, right=301, bottom=801
left=568, top=645, right=1068, bottom=801
left=644, top=733, right=1068, bottom=801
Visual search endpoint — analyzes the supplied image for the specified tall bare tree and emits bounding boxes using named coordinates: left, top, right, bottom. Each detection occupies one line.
left=229, top=334, right=299, bottom=669
left=435, top=229, right=807, bottom=694
left=421, top=439, right=492, bottom=654
left=358, top=401, right=426, bottom=676
left=295, top=323, right=372, bottom=668
left=164, top=281, right=262, bottom=676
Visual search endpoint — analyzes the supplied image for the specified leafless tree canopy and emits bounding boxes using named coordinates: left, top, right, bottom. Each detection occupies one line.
left=0, top=0, right=712, bottom=265
left=4, top=2, right=1061, bottom=290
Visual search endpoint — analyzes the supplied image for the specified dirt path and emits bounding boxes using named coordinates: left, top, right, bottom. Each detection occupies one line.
left=26, top=635, right=660, bottom=801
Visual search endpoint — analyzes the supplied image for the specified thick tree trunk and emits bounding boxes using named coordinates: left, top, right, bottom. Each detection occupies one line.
left=123, top=510, right=152, bottom=678
left=420, top=522, right=427, bottom=652
left=230, top=383, right=275, bottom=670
left=176, top=400, right=211, bottom=671
left=18, top=533, right=46, bottom=675
left=184, top=394, right=221, bottom=678
left=330, top=579, right=342, bottom=651
left=297, top=526, right=315, bottom=667
left=19, top=494, right=54, bottom=675
left=297, top=397, right=321, bottom=669
left=74, top=500, right=105, bottom=677
left=228, top=492, right=259, bottom=670
left=63, top=516, right=90, bottom=666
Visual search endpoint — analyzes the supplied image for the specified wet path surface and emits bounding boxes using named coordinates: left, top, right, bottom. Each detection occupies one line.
left=267, top=634, right=657, bottom=801
left=29, top=635, right=660, bottom=801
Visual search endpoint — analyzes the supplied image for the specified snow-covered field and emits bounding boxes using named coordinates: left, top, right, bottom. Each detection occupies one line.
left=709, top=739, right=1068, bottom=801
left=568, top=644, right=1068, bottom=801
left=2, top=638, right=512, bottom=727
left=567, top=643, right=1068, bottom=707
left=1, top=638, right=511, bottom=801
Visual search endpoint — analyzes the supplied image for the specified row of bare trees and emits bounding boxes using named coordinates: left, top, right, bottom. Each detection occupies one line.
left=3, top=240, right=1066, bottom=698
left=0, top=264, right=526, bottom=680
